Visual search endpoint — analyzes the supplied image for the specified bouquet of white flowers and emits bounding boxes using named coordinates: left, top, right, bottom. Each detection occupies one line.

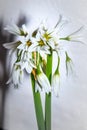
left=3, top=15, right=83, bottom=130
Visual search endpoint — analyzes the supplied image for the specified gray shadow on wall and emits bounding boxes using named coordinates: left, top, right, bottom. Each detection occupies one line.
left=0, top=15, right=27, bottom=130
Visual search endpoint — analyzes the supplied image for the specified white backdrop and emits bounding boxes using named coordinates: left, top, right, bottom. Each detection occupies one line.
left=0, top=0, right=87, bottom=130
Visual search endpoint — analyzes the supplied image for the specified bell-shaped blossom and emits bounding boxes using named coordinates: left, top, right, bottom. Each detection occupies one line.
left=6, top=64, right=24, bottom=87
left=52, top=72, right=60, bottom=97
left=36, top=66, right=51, bottom=94
left=52, top=56, right=60, bottom=96
left=65, top=52, right=73, bottom=75
left=16, top=59, right=36, bottom=74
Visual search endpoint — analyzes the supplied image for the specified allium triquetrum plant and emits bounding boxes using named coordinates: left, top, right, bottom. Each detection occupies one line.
left=3, top=15, right=84, bottom=130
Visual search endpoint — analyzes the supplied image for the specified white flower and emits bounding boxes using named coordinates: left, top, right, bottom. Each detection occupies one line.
left=35, top=82, right=42, bottom=93
left=3, top=41, right=19, bottom=49
left=16, top=59, right=36, bottom=74
left=36, top=21, right=61, bottom=54
left=52, top=51, right=59, bottom=75
left=54, top=15, right=68, bottom=34
left=52, top=55, right=60, bottom=96
left=65, top=52, right=73, bottom=75
left=59, top=26, right=84, bottom=44
left=37, top=25, right=55, bottom=43
left=22, top=60, right=36, bottom=73
left=35, top=32, right=51, bottom=56
left=15, top=49, right=36, bottom=74
left=3, top=41, right=21, bottom=49
left=3, top=41, right=21, bottom=56
left=36, top=66, right=51, bottom=94
left=4, top=24, right=28, bottom=36
left=39, top=15, right=67, bottom=38
left=52, top=73, right=60, bottom=97
left=6, top=64, right=24, bottom=87
left=17, top=34, right=38, bottom=52
left=3, top=16, right=83, bottom=94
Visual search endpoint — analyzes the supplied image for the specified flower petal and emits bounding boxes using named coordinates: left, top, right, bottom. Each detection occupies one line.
left=4, top=24, right=21, bottom=35
left=52, top=74, right=60, bottom=97
left=37, top=72, right=51, bottom=94
left=3, top=41, right=18, bottom=49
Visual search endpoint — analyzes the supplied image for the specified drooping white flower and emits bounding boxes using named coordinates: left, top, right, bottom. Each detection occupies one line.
left=52, top=56, right=60, bottom=96
left=4, top=24, right=28, bottom=36
left=65, top=52, right=73, bottom=75
left=16, top=59, right=36, bottom=74
left=52, top=73, right=60, bottom=97
left=36, top=66, right=51, bottom=94
left=52, top=51, right=58, bottom=75
left=6, top=64, right=24, bottom=87
left=35, top=82, right=42, bottom=93
left=15, top=49, right=36, bottom=74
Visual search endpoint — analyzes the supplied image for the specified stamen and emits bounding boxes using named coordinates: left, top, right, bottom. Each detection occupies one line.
left=32, top=68, right=36, bottom=80
left=43, top=32, right=51, bottom=41
left=38, top=39, right=45, bottom=46
left=26, top=40, right=32, bottom=47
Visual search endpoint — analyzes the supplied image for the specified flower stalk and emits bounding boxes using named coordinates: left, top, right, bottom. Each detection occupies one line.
left=31, top=74, right=45, bottom=130
left=45, top=54, right=52, bottom=130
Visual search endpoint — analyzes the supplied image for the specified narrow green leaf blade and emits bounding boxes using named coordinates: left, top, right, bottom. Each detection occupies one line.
left=45, top=54, right=52, bottom=130
left=31, top=74, right=45, bottom=130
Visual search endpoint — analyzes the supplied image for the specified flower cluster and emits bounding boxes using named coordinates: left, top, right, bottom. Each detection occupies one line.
left=3, top=16, right=83, bottom=95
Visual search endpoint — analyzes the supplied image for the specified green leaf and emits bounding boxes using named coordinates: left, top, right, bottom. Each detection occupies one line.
left=45, top=54, right=52, bottom=130
left=46, top=54, right=52, bottom=83
left=31, top=74, right=45, bottom=130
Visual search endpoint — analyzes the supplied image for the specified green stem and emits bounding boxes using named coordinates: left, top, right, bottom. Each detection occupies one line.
left=31, top=74, right=45, bottom=130
left=45, top=54, right=52, bottom=130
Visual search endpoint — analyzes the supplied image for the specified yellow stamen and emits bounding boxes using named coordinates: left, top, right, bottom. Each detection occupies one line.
left=26, top=40, right=32, bottom=47
left=15, top=65, right=20, bottom=70
left=42, top=59, right=46, bottom=66
left=38, top=39, right=45, bottom=46
left=43, top=32, right=51, bottom=41
left=32, top=68, right=36, bottom=80
left=33, top=52, right=37, bottom=64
